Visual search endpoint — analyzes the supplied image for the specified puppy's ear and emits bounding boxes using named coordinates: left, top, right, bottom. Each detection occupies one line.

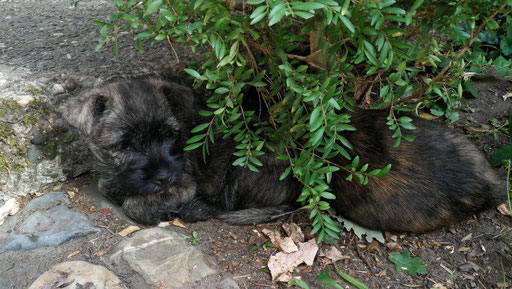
left=151, top=79, right=195, bottom=116
left=58, top=89, right=109, bottom=137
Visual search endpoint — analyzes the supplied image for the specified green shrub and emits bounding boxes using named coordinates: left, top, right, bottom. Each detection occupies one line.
left=95, top=0, right=512, bottom=242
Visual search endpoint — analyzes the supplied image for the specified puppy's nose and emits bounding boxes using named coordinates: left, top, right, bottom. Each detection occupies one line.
left=153, top=170, right=171, bottom=186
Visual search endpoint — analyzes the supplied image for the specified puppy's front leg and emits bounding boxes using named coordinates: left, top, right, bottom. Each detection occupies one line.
left=177, top=197, right=221, bottom=222
left=122, top=194, right=182, bottom=225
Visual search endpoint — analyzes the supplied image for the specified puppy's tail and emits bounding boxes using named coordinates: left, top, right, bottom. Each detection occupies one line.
left=217, top=205, right=295, bottom=225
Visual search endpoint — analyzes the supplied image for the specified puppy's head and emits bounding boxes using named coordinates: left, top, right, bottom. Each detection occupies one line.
left=60, top=79, right=197, bottom=199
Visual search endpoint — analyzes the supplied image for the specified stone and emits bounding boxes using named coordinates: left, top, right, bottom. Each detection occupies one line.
left=27, top=145, right=43, bottom=164
left=51, top=83, right=65, bottom=95
left=219, top=278, right=241, bottom=289
left=29, top=261, right=125, bottom=289
left=64, top=78, right=77, bottom=91
left=110, top=227, right=217, bottom=288
left=17, top=95, right=35, bottom=106
left=23, top=191, right=68, bottom=211
left=0, top=192, right=100, bottom=253
left=0, top=198, right=20, bottom=226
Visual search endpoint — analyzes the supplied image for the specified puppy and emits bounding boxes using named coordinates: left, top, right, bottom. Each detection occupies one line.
left=60, top=79, right=504, bottom=232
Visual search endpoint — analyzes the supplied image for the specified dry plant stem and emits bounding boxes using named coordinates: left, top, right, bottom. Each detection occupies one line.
left=286, top=51, right=326, bottom=71
left=382, top=4, right=507, bottom=110
left=166, top=36, right=180, bottom=63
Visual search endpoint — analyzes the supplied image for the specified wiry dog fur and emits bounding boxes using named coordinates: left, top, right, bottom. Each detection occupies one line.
left=60, top=79, right=504, bottom=233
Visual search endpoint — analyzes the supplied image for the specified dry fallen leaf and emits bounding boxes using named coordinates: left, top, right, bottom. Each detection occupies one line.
left=267, top=239, right=319, bottom=282
left=367, top=239, right=381, bottom=253
left=458, top=247, right=470, bottom=252
left=502, top=92, right=512, bottom=101
left=262, top=229, right=298, bottom=253
left=118, top=225, right=140, bottom=237
left=385, top=242, right=402, bottom=251
left=385, top=232, right=397, bottom=242
left=463, top=126, right=491, bottom=133
left=418, top=113, right=439, bottom=120
left=172, top=218, right=186, bottom=228
left=157, top=221, right=171, bottom=228
left=318, top=246, right=350, bottom=264
left=282, top=223, right=304, bottom=243
left=497, top=203, right=512, bottom=216
left=461, top=233, right=473, bottom=242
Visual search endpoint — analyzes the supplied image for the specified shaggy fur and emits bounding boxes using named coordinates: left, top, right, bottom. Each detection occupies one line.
left=60, top=79, right=504, bottom=233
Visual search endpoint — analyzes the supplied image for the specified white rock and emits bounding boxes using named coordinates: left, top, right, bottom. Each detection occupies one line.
left=0, top=198, right=20, bottom=226
left=29, top=261, right=125, bottom=289
left=17, top=95, right=35, bottom=106
left=110, top=227, right=217, bottom=288
left=51, top=83, right=66, bottom=95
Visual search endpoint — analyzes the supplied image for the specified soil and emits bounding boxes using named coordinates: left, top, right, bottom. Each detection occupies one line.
left=0, top=0, right=511, bottom=288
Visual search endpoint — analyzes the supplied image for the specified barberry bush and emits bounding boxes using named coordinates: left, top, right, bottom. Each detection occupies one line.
left=95, top=0, right=512, bottom=241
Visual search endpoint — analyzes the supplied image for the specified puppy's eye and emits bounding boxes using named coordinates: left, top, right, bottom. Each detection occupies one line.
left=118, top=138, right=131, bottom=150
left=169, top=144, right=182, bottom=156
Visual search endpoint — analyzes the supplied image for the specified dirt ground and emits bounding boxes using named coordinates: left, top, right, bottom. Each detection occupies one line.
left=12, top=74, right=511, bottom=289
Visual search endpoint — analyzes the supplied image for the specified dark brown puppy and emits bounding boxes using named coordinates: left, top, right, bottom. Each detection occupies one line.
left=332, top=110, right=503, bottom=232
left=60, top=79, right=503, bottom=233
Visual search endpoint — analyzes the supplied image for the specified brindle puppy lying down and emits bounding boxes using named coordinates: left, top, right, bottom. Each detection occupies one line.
left=59, top=79, right=504, bottom=233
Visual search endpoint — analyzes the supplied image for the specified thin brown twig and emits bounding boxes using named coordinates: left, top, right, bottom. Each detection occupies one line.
left=166, top=36, right=180, bottom=64
left=286, top=51, right=326, bottom=71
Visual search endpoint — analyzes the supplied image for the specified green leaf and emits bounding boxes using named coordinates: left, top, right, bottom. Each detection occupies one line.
left=268, top=8, right=285, bottom=26
left=291, top=1, right=325, bottom=11
left=290, top=278, right=310, bottom=289
left=463, top=81, right=478, bottom=98
left=399, top=122, right=416, bottom=130
left=193, top=0, right=205, bottom=9
left=95, top=42, right=104, bottom=52
left=377, top=164, right=391, bottom=177
left=333, top=264, right=369, bottom=289
left=191, top=123, right=210, bottom=133
left=184, top=68, right=201, bottom=78
left=280, top=166, right=292, bottom=180
left=186, top=134, right=206, bottom=144
left=314, top=266, right=342, bottom=289
left=309, top=106, right=322, bottom=129
left=388, top=252, right=427, bottom=277
left=145, top=0, right=163, bottom=15
left=215, top=87, right=230, bottom=94
left=311, top=127, right=325, bottom=147
left=184, top=142, right=203, bottom=151
left=339, top=15, right=355, bottom=34
left=490, top=145, right=512, bottom=166
left=232, top=157, right=246, bottom=166
left=341, top=0, right=350, bottom=15
left=249, top=157, right=263, bottom=166
left=411, top=0, right=424, bottom=10
left=332, top=215, right=385, bottom=243
left=321, top=192, right=336, bottom=200
left=351, top=155, right=359, bottom=169
left=134, top=31, right=154, bottom=40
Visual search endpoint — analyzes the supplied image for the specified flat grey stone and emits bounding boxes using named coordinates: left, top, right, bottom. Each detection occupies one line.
left=23, top=191, right=69, bottom=211
left=0, top=192, right=100, bottom=253
left=81, top=180, right=132, bottom=223
left=110, top=227, right=217, bottom=288
left=29, top=260, right=126, bottom=289
left=219, top=278, right=240, bottom=289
